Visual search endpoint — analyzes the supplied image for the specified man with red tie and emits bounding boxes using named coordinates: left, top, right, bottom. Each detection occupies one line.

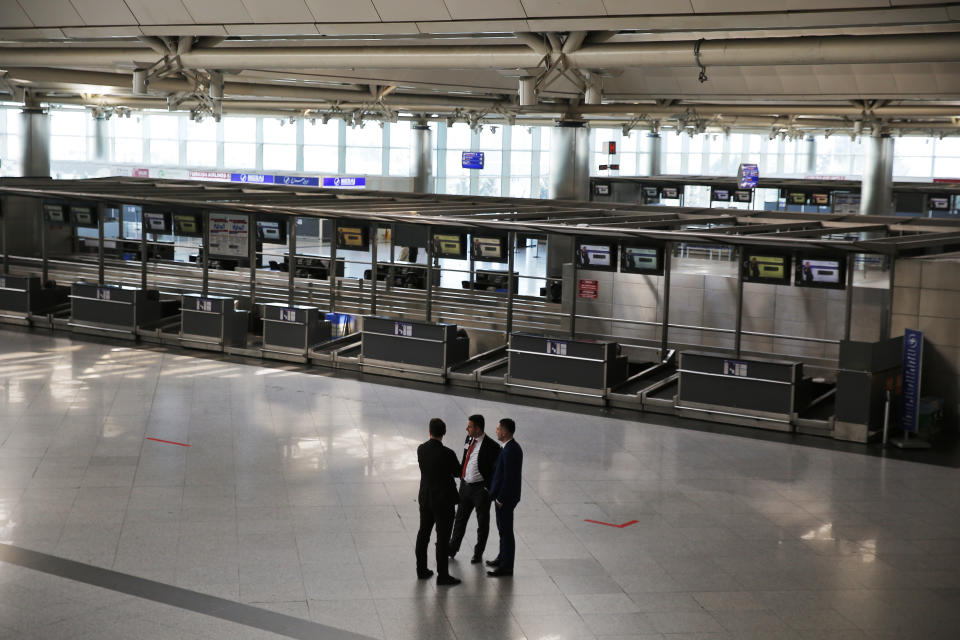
left=447, top=414, right=500, bottom=564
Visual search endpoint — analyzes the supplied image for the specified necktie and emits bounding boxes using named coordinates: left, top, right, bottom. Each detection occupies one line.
left=461, top=438, right=477, bottom=478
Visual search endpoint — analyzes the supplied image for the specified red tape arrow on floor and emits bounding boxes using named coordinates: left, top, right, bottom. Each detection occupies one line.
left=584, top=519, right=638, bottom=528
left=145, top=437, right=191, bottom=447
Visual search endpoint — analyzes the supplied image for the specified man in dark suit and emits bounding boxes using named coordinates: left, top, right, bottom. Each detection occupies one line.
left=448, top=414, right=500, bottom=564
left=415, top=418, right=462, bottom=586
left=487, top=417, right=523, bottom=577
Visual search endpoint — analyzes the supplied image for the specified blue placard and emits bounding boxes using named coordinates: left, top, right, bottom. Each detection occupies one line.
left=394, top=322, right=413, bottom=337
left=546, top=340, right=567, bottom=356
left=738, top=163, right=759, bottom=189
left=231, top=173, right=274, bottom=184
left=322, top=177, right=366, bottom=188
left=902, top=328, right=923, bottom=433
left=462, top=152, right=485, bottom=170
left=276, top=175, right=320, bottom=187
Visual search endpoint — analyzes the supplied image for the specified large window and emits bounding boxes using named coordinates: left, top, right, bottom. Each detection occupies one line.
left=510, top=126, right=534, bottom=198
left=112, top=115, right=143, bottom=164
left=262, top=118, right=296, bottom=171
left=476, top=125, right=502, bottom=196
left=223, top=117, right=256, bottom=170
left=345, top=124, right=382, bottom=175
left=443, top=123, right=472, bottom=195
left=50, top=109, right=89, bottom=162
left=0, top=107, right=21, bottom=176
left=389, top=121, right=411, bottom=177
left=147, top=114, right=179, bottom=166
left=185, top=118, right=218, bottom=167
left=303, top=119, right=339, bottom=173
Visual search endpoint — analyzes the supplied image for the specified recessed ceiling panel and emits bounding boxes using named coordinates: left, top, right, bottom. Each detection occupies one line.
left=70, top=0, right=138, bottom=25
left=17, top=0, right=83, bottom=27
left=604, top=0, right=692, bottom=14
left=304, top=0, right=381, bottom=22
left=241, top=0, right=315, bottom=23
left=689, top=0, right=785, bottom=12
left=183, top=0, right=253, bottom=23
left=0, top=3, right=32, bottom=27
left=520, top=0, right=607, bottom=18
left=786, top=0, right=887, bottom=8
left=441, top=0, right=526, bottom=20
left=124, top=0, right=195, bottom=25
left=372, top=0, right=451, bottom=22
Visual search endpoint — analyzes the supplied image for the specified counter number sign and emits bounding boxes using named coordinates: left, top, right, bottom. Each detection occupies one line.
left=199, top=299, right=212, bottom=312
left=280, top=308, right=297, bottom=322
left=97, top=288, right=111, bottom=301
left=723, top=359, right=748, bottom=377
left=902, top=328, right=923, bottom=433
left=394, top=322, right=413, bottom=337
left=546, top=340, right=567, bottom=356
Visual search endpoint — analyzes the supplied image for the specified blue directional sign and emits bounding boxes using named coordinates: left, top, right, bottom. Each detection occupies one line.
left=322, top=177, right=366, bottom=188
left=462, top=152, right=485, bottom=170
left=738, top=163, right=759, bottom=189
left=901, top=328, right=923, bottom=433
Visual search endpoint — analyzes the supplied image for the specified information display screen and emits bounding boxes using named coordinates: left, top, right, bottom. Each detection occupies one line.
left=594, top=184, right=610, bottom=196
left=788, top=192, right=807, bottom=205
left=742, top=251, right=792, bottom=285
left=794, top=254, right=847, bottom=289
left=733, top=190, right=753, bottom=203
left=43, top=203, right=67, bottom=223
left=576, top=241, right=617, bottom=271
left=930, top=196, right=950, bottom=210
left=336, top=225, right=369, bottom=251
left=257, top=220, right=284, bottom=244
left=711, top=188, right=731, bottom=202
left=661, top=186, right=680, bottom=199
left=471, top=235, right=507, bottom=263
left=642, top=186, right=660, bottom=201
left=173, top=213, right=201, bottom=236
left=433, top=232, right=466, bottom=259
left=811, top=193, right=829, bottom=205
left=71, top=206, right=96, bottom=227
left=620, top=245, right=663, bottom=275
left=143, top=212, right=170, bottom=234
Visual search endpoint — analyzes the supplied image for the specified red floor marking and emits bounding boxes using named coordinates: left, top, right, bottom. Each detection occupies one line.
left=584, top=519, right=638, bottom=528
left=145, top=437, right=191, bottom=447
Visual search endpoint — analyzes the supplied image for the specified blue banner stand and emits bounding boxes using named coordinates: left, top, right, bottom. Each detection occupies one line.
left=891, top=328, right=931, bottom=449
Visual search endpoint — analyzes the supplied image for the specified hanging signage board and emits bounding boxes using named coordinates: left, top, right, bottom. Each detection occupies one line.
left=322, top=177, right=366, bottom=188
left=462, top=152, right=485, bottom=170
left=737, top=163, right=759, bottom=189
left=208, top=213, right=250, bottom=258
left=901, top=328, right=923, bottom=433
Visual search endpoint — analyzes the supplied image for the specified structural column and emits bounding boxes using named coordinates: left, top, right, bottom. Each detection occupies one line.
left=20, top=100, right=50, bottom=177
left=859, top=135, right=894, bottom=215
left=647, top=132, right=662, bottom=176
left=411, top=123, right=433, bottom=194
left=804, top=136, right=817, bottom=175
left=549, top=121, right=590, bottom=201
left=91, top=113, right=109, bottom=163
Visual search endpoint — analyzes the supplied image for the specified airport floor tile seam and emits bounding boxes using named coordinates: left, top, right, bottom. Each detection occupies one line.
left=0, top=329, right=959, bottom=639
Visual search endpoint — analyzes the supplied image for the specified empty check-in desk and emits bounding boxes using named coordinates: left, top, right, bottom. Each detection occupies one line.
left=0, top=275, right=69, bottom=323
left=360, top=316, right=470, bottom=382
left=180, top=294, right=249, bottom=350
left=507, top=333, right=629, bottom=405
left=261, top=303, right=331, bottom=360
left=69, top=282, right=179, bottom=339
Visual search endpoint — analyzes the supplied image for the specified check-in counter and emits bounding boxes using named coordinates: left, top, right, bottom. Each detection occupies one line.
left=69, top=282, right=179, bottom=339
left=506, top=333, right=629, bottom=405
left=676, top=351, right=801, bottom=431
left=180, top=294, right=249, bottom=350
left=360, top=316, right=470, bottom=382
left=261, top=303, right=331, bottom=361
left=833, top=337, right=903, bottom=443
left=0, top=274, right=69, bottom=324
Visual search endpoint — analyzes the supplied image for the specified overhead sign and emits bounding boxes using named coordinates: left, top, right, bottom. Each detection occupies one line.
left=231, top=173, right=274, bottom=184
left=737, top=163, right=759, bottom=189
left=902, top=328, right=923, bottom=433
left=277, top=175, right=320, bottom=187
left=322, top=177, right=366, bottom=188
left=462, top=152, right=485, bottom=170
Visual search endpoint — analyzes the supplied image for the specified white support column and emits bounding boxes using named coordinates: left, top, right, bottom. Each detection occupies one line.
left=860, top=135, right=894, bottom=215
left=412, top=123, right=434, bottom=193
left=91, top=113, right=108, bottom=163
left=20, top=102, right=50, bottom=177
left=549, top=121, right=590, bottom=201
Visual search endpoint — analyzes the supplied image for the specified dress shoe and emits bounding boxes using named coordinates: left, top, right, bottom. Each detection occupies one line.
left=436, top=575, right=461, bottom=586
left=486, top=568, right=513, bottom=577
left=447, top=550, right=457, bottom=559
left=470, top=554, right=482, bottom=564
left=416, top=569, right=434, bottom=580
left=485, top=558, right=500, bottom=568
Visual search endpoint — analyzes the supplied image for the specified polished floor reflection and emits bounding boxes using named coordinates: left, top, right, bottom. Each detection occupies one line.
left=0, top=328, right=958, bottom=639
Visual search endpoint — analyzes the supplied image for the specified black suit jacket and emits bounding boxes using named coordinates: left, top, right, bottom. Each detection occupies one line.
left=458, top=433, right=500, bottom=490
left=417, top=438, right=460, bottom=513
left=489, top=439, right=523, bottom=508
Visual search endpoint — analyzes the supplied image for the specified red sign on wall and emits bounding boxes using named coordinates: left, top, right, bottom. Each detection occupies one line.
left=578, top=279, right=598, bottom=299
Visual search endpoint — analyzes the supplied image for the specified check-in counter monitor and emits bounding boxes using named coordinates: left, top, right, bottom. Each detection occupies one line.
left=507, top=333, right=629, bottom=402
left=261, top=303, right=331, bottom=357
left=677, top=351, right=801, bottom=431
left=0, top=275, right=69, bottom=321
left=361, top=317, right=469, bottom=380
left=181, top=294, right=249, bottom=349
left=69, top=282, right=179, bottom=337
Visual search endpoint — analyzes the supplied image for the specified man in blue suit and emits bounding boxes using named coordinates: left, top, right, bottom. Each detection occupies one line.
left=486, top=417, right=522, bottom=577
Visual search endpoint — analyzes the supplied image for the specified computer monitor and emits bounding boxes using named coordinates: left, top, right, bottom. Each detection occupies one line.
left=930, top=196, right=950, bottom=210
left=661, top=186, right=680, bottom=200
left=71, top=206, right=96, bottom=227
left=576, top=241, right=617, bottom=271
left=794, top=254, right=847, bottom=289
left=733, top=190, right=753, bottom=203
left=336, top=225, right=369, bottom=251
left=620, top=245, right=663, bottom=275
left=173, top=213, right=202, bottom=236
left=43, top=203, right=67, bottom=224
left=788, top=192, right=807, bottom=205
left=143, top=211, right=170, bottom=234
left=742, top=251, right=792, bottom=285
left=432, top=232, right=466, bottom=259
left=471, top=235, right=507, bottom=263
left=711, top=188, right=731, bottom=202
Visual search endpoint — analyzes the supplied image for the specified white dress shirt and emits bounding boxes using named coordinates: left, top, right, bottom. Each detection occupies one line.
left=463, top=437, right=483, bottom=483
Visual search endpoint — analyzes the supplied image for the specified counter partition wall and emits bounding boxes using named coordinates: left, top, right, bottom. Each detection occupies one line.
left=2, top=177, right=959, bottom=441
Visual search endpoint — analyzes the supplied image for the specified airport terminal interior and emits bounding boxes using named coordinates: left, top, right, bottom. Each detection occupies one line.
left=1, top=2, right=960, bottom=639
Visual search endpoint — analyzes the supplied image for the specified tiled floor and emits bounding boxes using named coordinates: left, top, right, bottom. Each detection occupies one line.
left=0, top=328, right=959, bottom=639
